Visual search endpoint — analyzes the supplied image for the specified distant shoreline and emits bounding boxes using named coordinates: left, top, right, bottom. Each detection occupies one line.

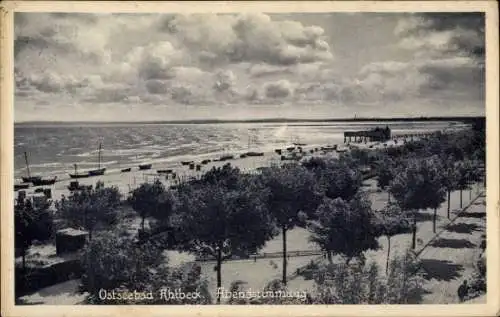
left=14, top=116, right=485, bottom=126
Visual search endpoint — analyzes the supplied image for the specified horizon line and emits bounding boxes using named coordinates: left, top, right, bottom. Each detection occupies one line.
left=14, top=115, right=485, bottom=125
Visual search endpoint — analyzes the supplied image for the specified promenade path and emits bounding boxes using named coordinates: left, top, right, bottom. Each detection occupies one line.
left=287, top=182, right=486, bottom=304
left=418, top=193, right=486, bottom=303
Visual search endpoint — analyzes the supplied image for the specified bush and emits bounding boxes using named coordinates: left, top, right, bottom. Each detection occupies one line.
left=468, top=251, right=486, bottom=299
left=311, top=249, right=424, bottom=304
left=81, top=230, right=211, bottom=304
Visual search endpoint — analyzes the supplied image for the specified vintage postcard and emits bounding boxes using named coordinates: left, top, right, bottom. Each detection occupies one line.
left=1, top=1, right=499, bottom=317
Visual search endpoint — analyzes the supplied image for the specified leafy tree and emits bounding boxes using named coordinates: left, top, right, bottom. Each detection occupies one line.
left=15, top=198, right=54, bottom=271
left=198, top=163, right=242, bottom=190
left=467, top=160, right=482, bottom=199
left=82, top=230, right=211, bottom=304
left=175, top=183, right=275, bottom=303
left=303, top=157, right=362, bottom=201
left=376, top=157, right=395, bottom=203
left=425, top=157, right=447, bottom=233
left=259, top=164, right=322, bottom=285
left=441, top=157, right=459, bottom=219
left=455, top=160, right=475, bottom=208
left=57, top=184, right=121, bottom=240
left=389, top=157, right=446, bottom=249
left=309, top=194, right=380, bottom=264
left=373, top=203, right=412, bottom=274
left=129, top=180, right=166, bottom=232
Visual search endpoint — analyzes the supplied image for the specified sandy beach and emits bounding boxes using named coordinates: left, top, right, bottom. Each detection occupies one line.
left=15, top=138, right=407, bottom=204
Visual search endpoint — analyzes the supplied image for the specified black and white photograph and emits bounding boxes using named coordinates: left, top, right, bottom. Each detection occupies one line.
left=1, top=1, right=499, bottom=316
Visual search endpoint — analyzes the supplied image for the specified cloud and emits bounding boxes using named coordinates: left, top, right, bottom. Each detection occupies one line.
left=213, top=69, right=236, bottom=92
left=160, top=13, right=333, bottom=66
left=13, top=12, right=485, bottom=120
left=264, top=80, right=294, bottom=99
left=395, top=13, right=485, bottom=60
left=145, top=79, right=169, bottom=95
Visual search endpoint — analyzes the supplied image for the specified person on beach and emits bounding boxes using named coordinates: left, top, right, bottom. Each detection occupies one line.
left=458, top=280, right=469, bottom=302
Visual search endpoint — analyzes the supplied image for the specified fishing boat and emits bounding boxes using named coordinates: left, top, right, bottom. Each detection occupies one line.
left=157, top=169, right=172, bottom=174
left=291, top=135, right=307, bottom=147
left=219, top=155, right=234, bottom=161
left=139, top=164, right=152, bottom=170
left=321, top=145, right=337, bottom=152
left=14, top=183, right=30, bottom=191
left=121, top=167, right=132, bottom=173
left=69, top=164, right=90, bottom=179
left=241, top=132, right=264, bottom=157
left=32, top=176, right=57, bottom=186
left=245, top=152, right=264, bottom=157
left=87, top=142, right=106, bottom=176
left=21, top=152, right=43, bottom=183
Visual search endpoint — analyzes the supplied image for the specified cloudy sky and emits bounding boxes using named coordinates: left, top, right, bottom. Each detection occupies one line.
left=14, top=12, right=485, bottom=122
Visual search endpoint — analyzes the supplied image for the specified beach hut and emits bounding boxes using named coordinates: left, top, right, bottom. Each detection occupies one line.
left=56, top=228, right=88, bottom=255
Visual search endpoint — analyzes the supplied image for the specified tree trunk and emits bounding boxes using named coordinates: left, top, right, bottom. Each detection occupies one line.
left=447, top=191, right=451, bottom=219
left=460, top=190, right=463, bottom=208
left=327, top=251, right=332, bottom=264
left=433, top=208, right=437, bottom=233
left=282, top=226, right=287, bottom=285
left=469, top=188, right=472, bottom=200
left=388, top=191, right=391, bottom=204
left=386, top=236, right=391, bottom=275
left=216, top=246, right=222, bottom=304
left=411, top=211, right=417, bottom=250
left=141, top=215, right=145, bottom=232
left=88, top=229, right=92, bottom=241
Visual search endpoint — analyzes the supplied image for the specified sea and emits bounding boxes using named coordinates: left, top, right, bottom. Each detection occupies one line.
left=14, top=120, right=468, bottom=180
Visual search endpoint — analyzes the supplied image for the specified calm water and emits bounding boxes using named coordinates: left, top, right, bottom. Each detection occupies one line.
left=14, top=121, right=467, bottom=179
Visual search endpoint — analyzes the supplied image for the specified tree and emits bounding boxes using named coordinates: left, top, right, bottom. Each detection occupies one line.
left=15, top=198, right=54, bottom=271
left=303, top=157, right=362, bottom=201
left=129, top=180, right=166, bottom=232
left=199, top=163, right=242, bottom=190
left=467, top=160, right=482, bottom=200
left=441, top=157, right=459, bottom=219
left=373, top=203, right=411, bottom=274
left=323, top=157, right=363, bottom=201
left=455, top=160, right=475, bottom=208
left=81, top=230, right=211, bottom=304
left=309, top=194, right=380, bottom=264
left=389, top=157, right=446, bottom=249
left=376, top=157, right=395, bottom=203
left=425, top=157, right=447, bottom=233
left=259, top=164, right=322, bottom=285
left=175, top=182, right=275, bottom=303
left=57, top=184, right=121, bottom=240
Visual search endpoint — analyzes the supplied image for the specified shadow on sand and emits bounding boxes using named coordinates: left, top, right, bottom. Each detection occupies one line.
left=420, top=259, right=464, bottom=281
left=457, top=211, right=486, bottom=219
left=446, top=223, right=481, bottom=234
left=430, top=238, right=476, bottom=249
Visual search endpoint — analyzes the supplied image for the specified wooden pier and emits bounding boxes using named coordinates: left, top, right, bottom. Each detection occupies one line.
left=344, top=126, right=391, bottom=143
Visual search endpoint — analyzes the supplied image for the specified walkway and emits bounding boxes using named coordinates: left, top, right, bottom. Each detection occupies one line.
left=418, top=193, right=486, bottom=303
